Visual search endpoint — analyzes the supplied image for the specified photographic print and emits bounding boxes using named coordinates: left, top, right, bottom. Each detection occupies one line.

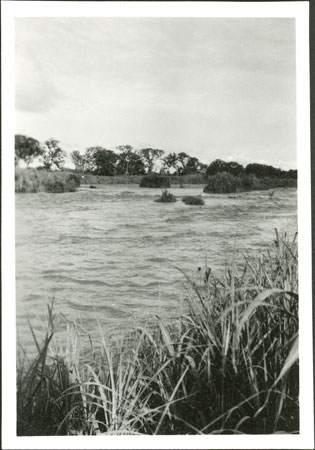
left=1, top=1, right=313, bottom=449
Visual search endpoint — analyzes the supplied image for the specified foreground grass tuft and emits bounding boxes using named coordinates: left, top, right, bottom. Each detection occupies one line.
left=17, top=230, right=299, bottom=435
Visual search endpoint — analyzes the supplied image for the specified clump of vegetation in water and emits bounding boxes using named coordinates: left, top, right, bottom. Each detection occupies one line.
left=154, top=189, right=176, bottom=203
left=139, top=173, right=170, bottom=188
left=15, top=168, right=41, bottom=193
left=15, top=169, right=81, bottom=193
left=182, top=195, right=204, bottom=205
left=40, top=173, right=80, bottom=193
left=204, top=171, right=297, bottom=194
left=17, top=231, right=299, bottom=435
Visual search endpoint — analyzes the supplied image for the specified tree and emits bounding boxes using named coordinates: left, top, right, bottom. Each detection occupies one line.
left=162, top=153, right=179, bottom=174
left=42, top=138, right=67, bottom=170
left=182, top=156, right=206, bottom=175
left=206, top=159, right=227, bottom=176
left=93, top=147, right=118, bottom=176
left=224, top=161, right=244, bottom=176
left=15, top=134, right=44, bottom=166
left=176, top=152, right=190, bottom=175
left=139, top=148, right=165, bottom=173
left=116, top=145, right=145, bottom=175
left=84, top=147, right=98, bottom=173
left=287, top=169, right=297, bottom=179
left=245, top=163, right=282, bottom=178
left=206, top=159, right=244, bottom=177
left=71, top=151, right=86, bottom=173
left=81, top=147, right=118, bottom=175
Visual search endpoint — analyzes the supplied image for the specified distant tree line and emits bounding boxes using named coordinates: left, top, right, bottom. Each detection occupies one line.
left=15, top=134, right=297, bottom=179
left=70, top=146, right=208, bottom=176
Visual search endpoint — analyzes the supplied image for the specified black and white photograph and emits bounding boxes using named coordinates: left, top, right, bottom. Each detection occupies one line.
left=1, top=1, right=313, bottom=448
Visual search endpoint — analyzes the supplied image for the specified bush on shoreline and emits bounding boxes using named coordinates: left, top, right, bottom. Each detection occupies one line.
left=17, top=231, right=299, bottom=435
left=15, top=168, right=81, bottom=193
left=204, top=171, right=297, bottom=194
left=140, top=173, right=171, bottom=188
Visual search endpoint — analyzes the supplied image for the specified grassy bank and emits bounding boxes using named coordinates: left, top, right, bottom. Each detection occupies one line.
left=80, top=173, right=143, bottom=185
left=15, top=169, right=297, bottom=193
left=204, top=172, right=297, bottom=194
left=17, top=231, right=299, bottom=435
left=80, top=173, right=206, bottom=186
left=15, top=168, right=81, bottom=193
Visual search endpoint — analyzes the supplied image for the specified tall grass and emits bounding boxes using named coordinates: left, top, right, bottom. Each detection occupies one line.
left=15, top=168, right=81, bottom=193
left=80, top=173, right=143, bottom=185
left=171, top=173, right=207, bottom=185
left=17, top=230, right=299, bottom=435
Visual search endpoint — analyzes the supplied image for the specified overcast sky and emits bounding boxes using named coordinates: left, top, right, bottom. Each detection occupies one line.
left=15, top=18, right=296, bottom=169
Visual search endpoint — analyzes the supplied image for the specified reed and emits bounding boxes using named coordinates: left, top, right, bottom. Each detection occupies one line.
left=17, top=230, right=299, bottom=435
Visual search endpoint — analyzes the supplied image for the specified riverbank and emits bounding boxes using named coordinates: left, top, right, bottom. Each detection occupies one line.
left=81, top=172, right=206, bottom=185
left=17, top=230, right=299, bottom=435
left=15, top=169, right=206, bottom=192
left=15, top=168, right=81, bottom=193
left=204, top=172, right=296, bottom=194
left=15, top=168, right=297, bottom=194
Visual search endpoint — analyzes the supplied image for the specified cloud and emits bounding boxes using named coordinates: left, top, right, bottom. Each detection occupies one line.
left=16, top=76, right=60, bottom=113
left=15, top=33, right=61, bottom=113
left=15, top=18, right=296, bottom=169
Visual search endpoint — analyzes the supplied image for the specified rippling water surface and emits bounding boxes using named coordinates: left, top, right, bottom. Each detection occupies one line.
left=16, top=185, right=297, bottom=349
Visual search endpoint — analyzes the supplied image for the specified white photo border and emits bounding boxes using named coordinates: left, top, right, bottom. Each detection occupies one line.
left=2, top=1, right=312, bottom=449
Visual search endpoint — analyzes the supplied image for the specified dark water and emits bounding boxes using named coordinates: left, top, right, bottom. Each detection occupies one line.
left=16, top=185, right=297, bottom=349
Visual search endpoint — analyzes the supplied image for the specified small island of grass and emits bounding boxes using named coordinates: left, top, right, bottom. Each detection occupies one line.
left=154, top=189, right=176, bottom=203
left=182, top=195, right=205, bottom=205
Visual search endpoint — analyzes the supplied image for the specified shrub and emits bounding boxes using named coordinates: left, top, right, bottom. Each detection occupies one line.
left=204, top=172, right=297, bottom=194
left=66, top=173, right=81, bottom=188
left=240, top=173, right=261, bottom=190
left=140, top=173, right=170, bottom=188
left=15, top=169, right=80, bottom=193
left=154, top=189, right=176, bottom=203
left=182, top=195, right=204, bottom=205
left=42, top=175, right=68, bottom=193
left=204, top=171, right=242, bottom=194
left=15, top=169, right=40, bottom=193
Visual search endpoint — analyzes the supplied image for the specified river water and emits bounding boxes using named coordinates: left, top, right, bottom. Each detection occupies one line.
left=15, top=185, right=297, bottom=350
